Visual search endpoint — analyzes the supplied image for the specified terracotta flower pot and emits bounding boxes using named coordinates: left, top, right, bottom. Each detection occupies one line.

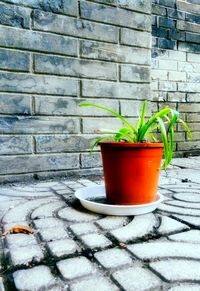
left=100, top=142, right=164, bottom=205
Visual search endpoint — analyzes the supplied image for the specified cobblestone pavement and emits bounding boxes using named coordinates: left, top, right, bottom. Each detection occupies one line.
left=1, top=157, right=200, bottom=290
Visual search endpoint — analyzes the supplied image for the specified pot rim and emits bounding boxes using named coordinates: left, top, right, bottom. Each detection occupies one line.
left=99, top=141, right=164, bottom=148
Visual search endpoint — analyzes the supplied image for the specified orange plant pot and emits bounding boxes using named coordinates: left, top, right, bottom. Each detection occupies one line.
left=100, top=142, right=164, bottom=205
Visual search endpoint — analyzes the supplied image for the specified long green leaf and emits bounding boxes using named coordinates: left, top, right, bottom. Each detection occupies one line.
left=138, top=108, right=171, bottom=141
left=79, top=103, right=137, bottom=134
left=90, top=135, right=114, bottom=153
left=157, top=117, right=169, bottom=169
left=138, top=100, right=147, bottom=130
left=179, top=118, right=192, bottom=140
left=146, top=132, right=158, bottom=142
left=167, top=110, right=179, bottom=164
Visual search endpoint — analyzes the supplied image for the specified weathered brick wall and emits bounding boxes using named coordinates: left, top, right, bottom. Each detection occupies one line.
left=0, top=0, right=151, bottom=182
left=152, top=0, right=200, bottom=156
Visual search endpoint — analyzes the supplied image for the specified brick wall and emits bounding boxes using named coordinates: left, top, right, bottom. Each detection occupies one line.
left=0, top=0, right=151, bottom=182
left=152, top=0, right=200, bottom=156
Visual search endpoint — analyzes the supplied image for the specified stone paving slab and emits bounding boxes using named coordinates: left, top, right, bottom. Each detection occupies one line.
left=0, top=158, right=200, bottom=290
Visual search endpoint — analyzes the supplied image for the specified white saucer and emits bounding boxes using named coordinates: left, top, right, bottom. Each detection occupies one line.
left=75, top=185, right=164, bottom=216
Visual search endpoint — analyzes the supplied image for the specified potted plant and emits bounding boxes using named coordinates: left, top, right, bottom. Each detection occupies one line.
left=80, top=101, right=191, bottom=205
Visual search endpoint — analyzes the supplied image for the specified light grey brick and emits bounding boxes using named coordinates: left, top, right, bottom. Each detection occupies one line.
left=188, top=132, right=200, bottom=140
left=178, top=82, right=200, bottom=92
left=120, top=100, right=152, bottom=117
left=0, top=48, right=30, bottom=72
left=112, top=266, right=161, bottom=290
left=159, top=82, right=177, bottom=91
left=187, top=112, right=200, bottom=122
left=69, top=223, right=99, bottom=236
left=81, top=153, right=102, bottom=168
left=35, top=97, right=119, bottom=116
left=0, top=72, right=77, bottom=95
left=92, top=0, right=151, bottom=14
left=178, top=103, right=200, bottom=113
left=168, top=71, right=187, bottom=82
left=0, top=2, right=31, bottom=28
left=152, top=3, right=167, bottom=16
left=158, top=102, right=177, bottom=110
left=151, top=92, right=167, bottom=102
left=120, top=65, right=150, bottom=82
left=159, top=60, right=177, bottom=71
left=151, top=80, right=158, bottom=91
left=2, top=198, right=56, bottom=224
left=35, top=135, right=96, bottom=153
left=33, top=9, right=118, bottom=43
left=111, top=214, right=157, bottom=242
left=82, top=80, right=150, bottom=99
left=34, top=54, right=117, bottom=81
left=177, top=1, right=200, bottom=15
left=128, top=241, right=200, bottom=260
left=31, top=201, right=66, bottom=219
left=48, top=239, right=78, bottom=257
left=170, top=284, right=200, bottom=291
left=179, top=122, right=200, bottom=131
left=13, top=265, right=56, bottom=291
left=178, top=62, right=200, bottom=73
left=187, top=93, right=200, bottom=102
left=187, top=52, right=200, bottom=63
left=62, top=0, right=77, bottom=16
left=157, top=216, right=189, bottom=235
left=0, top=154, right=79, bottom=174
left=6, top=234, right=37, bottom=248
left=0, top=94, right=31, bottom=114
left=81, top=233, right=112, bottom=249
left=80, top=1, right=151, bottom=31
left=2, top=0, right=77, bottom=16
left=151, top=59, right=159, bottom=69
left=58, top=207, right=101, bottom=222
left=150, top=260, right=200, bottom=282
left=82, top=117, right=122, bottom=133
left=0, top=116, right=79, bottom=134
left=0, top=136, right=32, bottom=154
left=70, top=276, right=118, bottom=291
left=57, top=257, right=96, bottom=280
left=39, top=227, right=69, bottom=242
left=34, top=217, right=64, bottom=230
left=178, top=141, right=200, bottom=151
left=187, top=72, right=200, bottom=83
left=168, top=50, right=186, bottom=61
left=80, top=40, right=151, bottom=65
left=177, top=20, right=200, bottom=34
left=151, top=69, right=168, bottom=80
left=0, top=26, right=77, bottom=56
left=94, top=248, right=132, bottom=269
left=168, top=92, right=186, bottom=102
left=96, top=216, right=128, bottom=231
left=120, top=28, right=151, bottom=48
left=9, top=245, right=44, bottom=266
left=169, top=230, right=200, bottom=243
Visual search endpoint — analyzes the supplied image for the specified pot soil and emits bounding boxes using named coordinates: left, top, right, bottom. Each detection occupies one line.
left=100, top=142, right=164, bottom=205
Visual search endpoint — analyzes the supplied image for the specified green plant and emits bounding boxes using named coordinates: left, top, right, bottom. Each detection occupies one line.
left=79, top=101, right=192, bottom=169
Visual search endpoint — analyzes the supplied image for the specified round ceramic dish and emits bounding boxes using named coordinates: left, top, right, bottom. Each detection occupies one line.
left=75, top=185, right=164, bottom=216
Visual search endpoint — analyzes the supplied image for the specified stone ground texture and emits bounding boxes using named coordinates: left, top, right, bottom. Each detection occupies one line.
left=0, top=157, right=200, bottom=290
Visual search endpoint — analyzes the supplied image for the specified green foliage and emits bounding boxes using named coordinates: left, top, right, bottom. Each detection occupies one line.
left=80, top=101, right=192, bottom=169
